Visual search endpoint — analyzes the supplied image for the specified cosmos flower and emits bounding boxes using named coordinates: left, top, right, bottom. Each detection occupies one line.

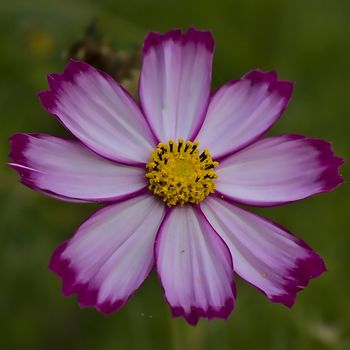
left=9, top=28, right=343, bottom=326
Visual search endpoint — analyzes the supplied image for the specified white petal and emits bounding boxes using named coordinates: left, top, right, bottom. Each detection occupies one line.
left=9, top=134, right=147, bottom=202
left=38, top=60, right=156, bottom=165
left=196, top=70, right=293, bottom=159
left=49, top=195, right=165, bottom=313
left=201, top=196, right=326, bottom=307
left=216, top=135, right=344, bottom=206
left=155, top=206, right=235, bottom=325
left=139, top=28, right=214, bottom=142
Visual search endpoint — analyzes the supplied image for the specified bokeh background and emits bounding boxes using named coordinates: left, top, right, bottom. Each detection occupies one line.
left=1, top=0, right=349, bottom=349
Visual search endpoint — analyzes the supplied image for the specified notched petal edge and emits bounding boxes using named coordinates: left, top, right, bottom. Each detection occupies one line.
left=143, top=27, right=215, bottom=55
left=270, top=248, right=327, bottom=307
left=49, top=241, right=129, bottom=314
left=171, top=298, right=235, bottom=326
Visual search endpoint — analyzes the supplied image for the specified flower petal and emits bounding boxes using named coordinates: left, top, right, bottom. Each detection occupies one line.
left=155, top=206, right=235, bottom=325
left=139, top=28, right=214, bottom=143
left=49, top=195, right=165, bottom=314
left=9, top=133, right=148, bottom=202
left=201, top=196, right=326, bottom=307
left=216, top=135, right=344, bottom=206
left=38, top=60, right=156, bottom=165
left=196, top=70, right=294, bottom=159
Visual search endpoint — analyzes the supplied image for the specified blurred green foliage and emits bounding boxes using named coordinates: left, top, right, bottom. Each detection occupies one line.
left=1, top=0, right=349, bottom=349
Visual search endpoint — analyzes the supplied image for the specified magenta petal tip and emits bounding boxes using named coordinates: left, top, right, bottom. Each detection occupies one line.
left=143, top=27, right=214, bottom=55
left=243, top=69, right=294, bottom=99
left=270, top=251, right=327, bottom=308
left=171, top=297, right=235, bottom=326
left=49, top=241, right=128, bottom=315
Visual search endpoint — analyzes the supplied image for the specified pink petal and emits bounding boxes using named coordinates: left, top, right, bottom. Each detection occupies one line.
left=9, top=133, right=148, bottom=202
left=196, top=70, right=294, bottom=159
left=139, top=28, right=214, bottom=143
left=201, top=196, right=326, bottom=307
left=49, top=195, right=165, bottom=314
left=155, top=206, right=235, bottom=325
left=216, top=135, right=344, bottom=207
left=38, top=60, right=156, bottom=165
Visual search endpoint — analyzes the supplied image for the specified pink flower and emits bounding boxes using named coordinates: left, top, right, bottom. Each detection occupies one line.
left=9, top=28, right=344, bottom=326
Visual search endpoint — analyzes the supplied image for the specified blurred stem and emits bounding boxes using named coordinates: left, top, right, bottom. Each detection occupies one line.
left=171, top=318, right=207, bottom=350
left=171, top=319, right=184, bottom=350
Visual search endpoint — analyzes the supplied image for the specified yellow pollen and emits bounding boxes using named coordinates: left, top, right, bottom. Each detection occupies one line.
left=146, top=139, right=219, bottom=207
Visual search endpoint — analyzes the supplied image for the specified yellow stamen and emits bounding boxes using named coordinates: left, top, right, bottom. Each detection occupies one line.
left=146, top=139, right=219, bottom=207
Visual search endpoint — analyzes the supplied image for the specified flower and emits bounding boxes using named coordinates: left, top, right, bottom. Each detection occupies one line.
left=9, top=28, right=344, bottom=326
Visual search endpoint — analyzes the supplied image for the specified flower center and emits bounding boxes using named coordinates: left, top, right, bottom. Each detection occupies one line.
left=146, top=139, right=219, bottom=207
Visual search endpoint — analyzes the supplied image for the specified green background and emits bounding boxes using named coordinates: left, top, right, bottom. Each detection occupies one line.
left=1, top=0, right=349, bottom=349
